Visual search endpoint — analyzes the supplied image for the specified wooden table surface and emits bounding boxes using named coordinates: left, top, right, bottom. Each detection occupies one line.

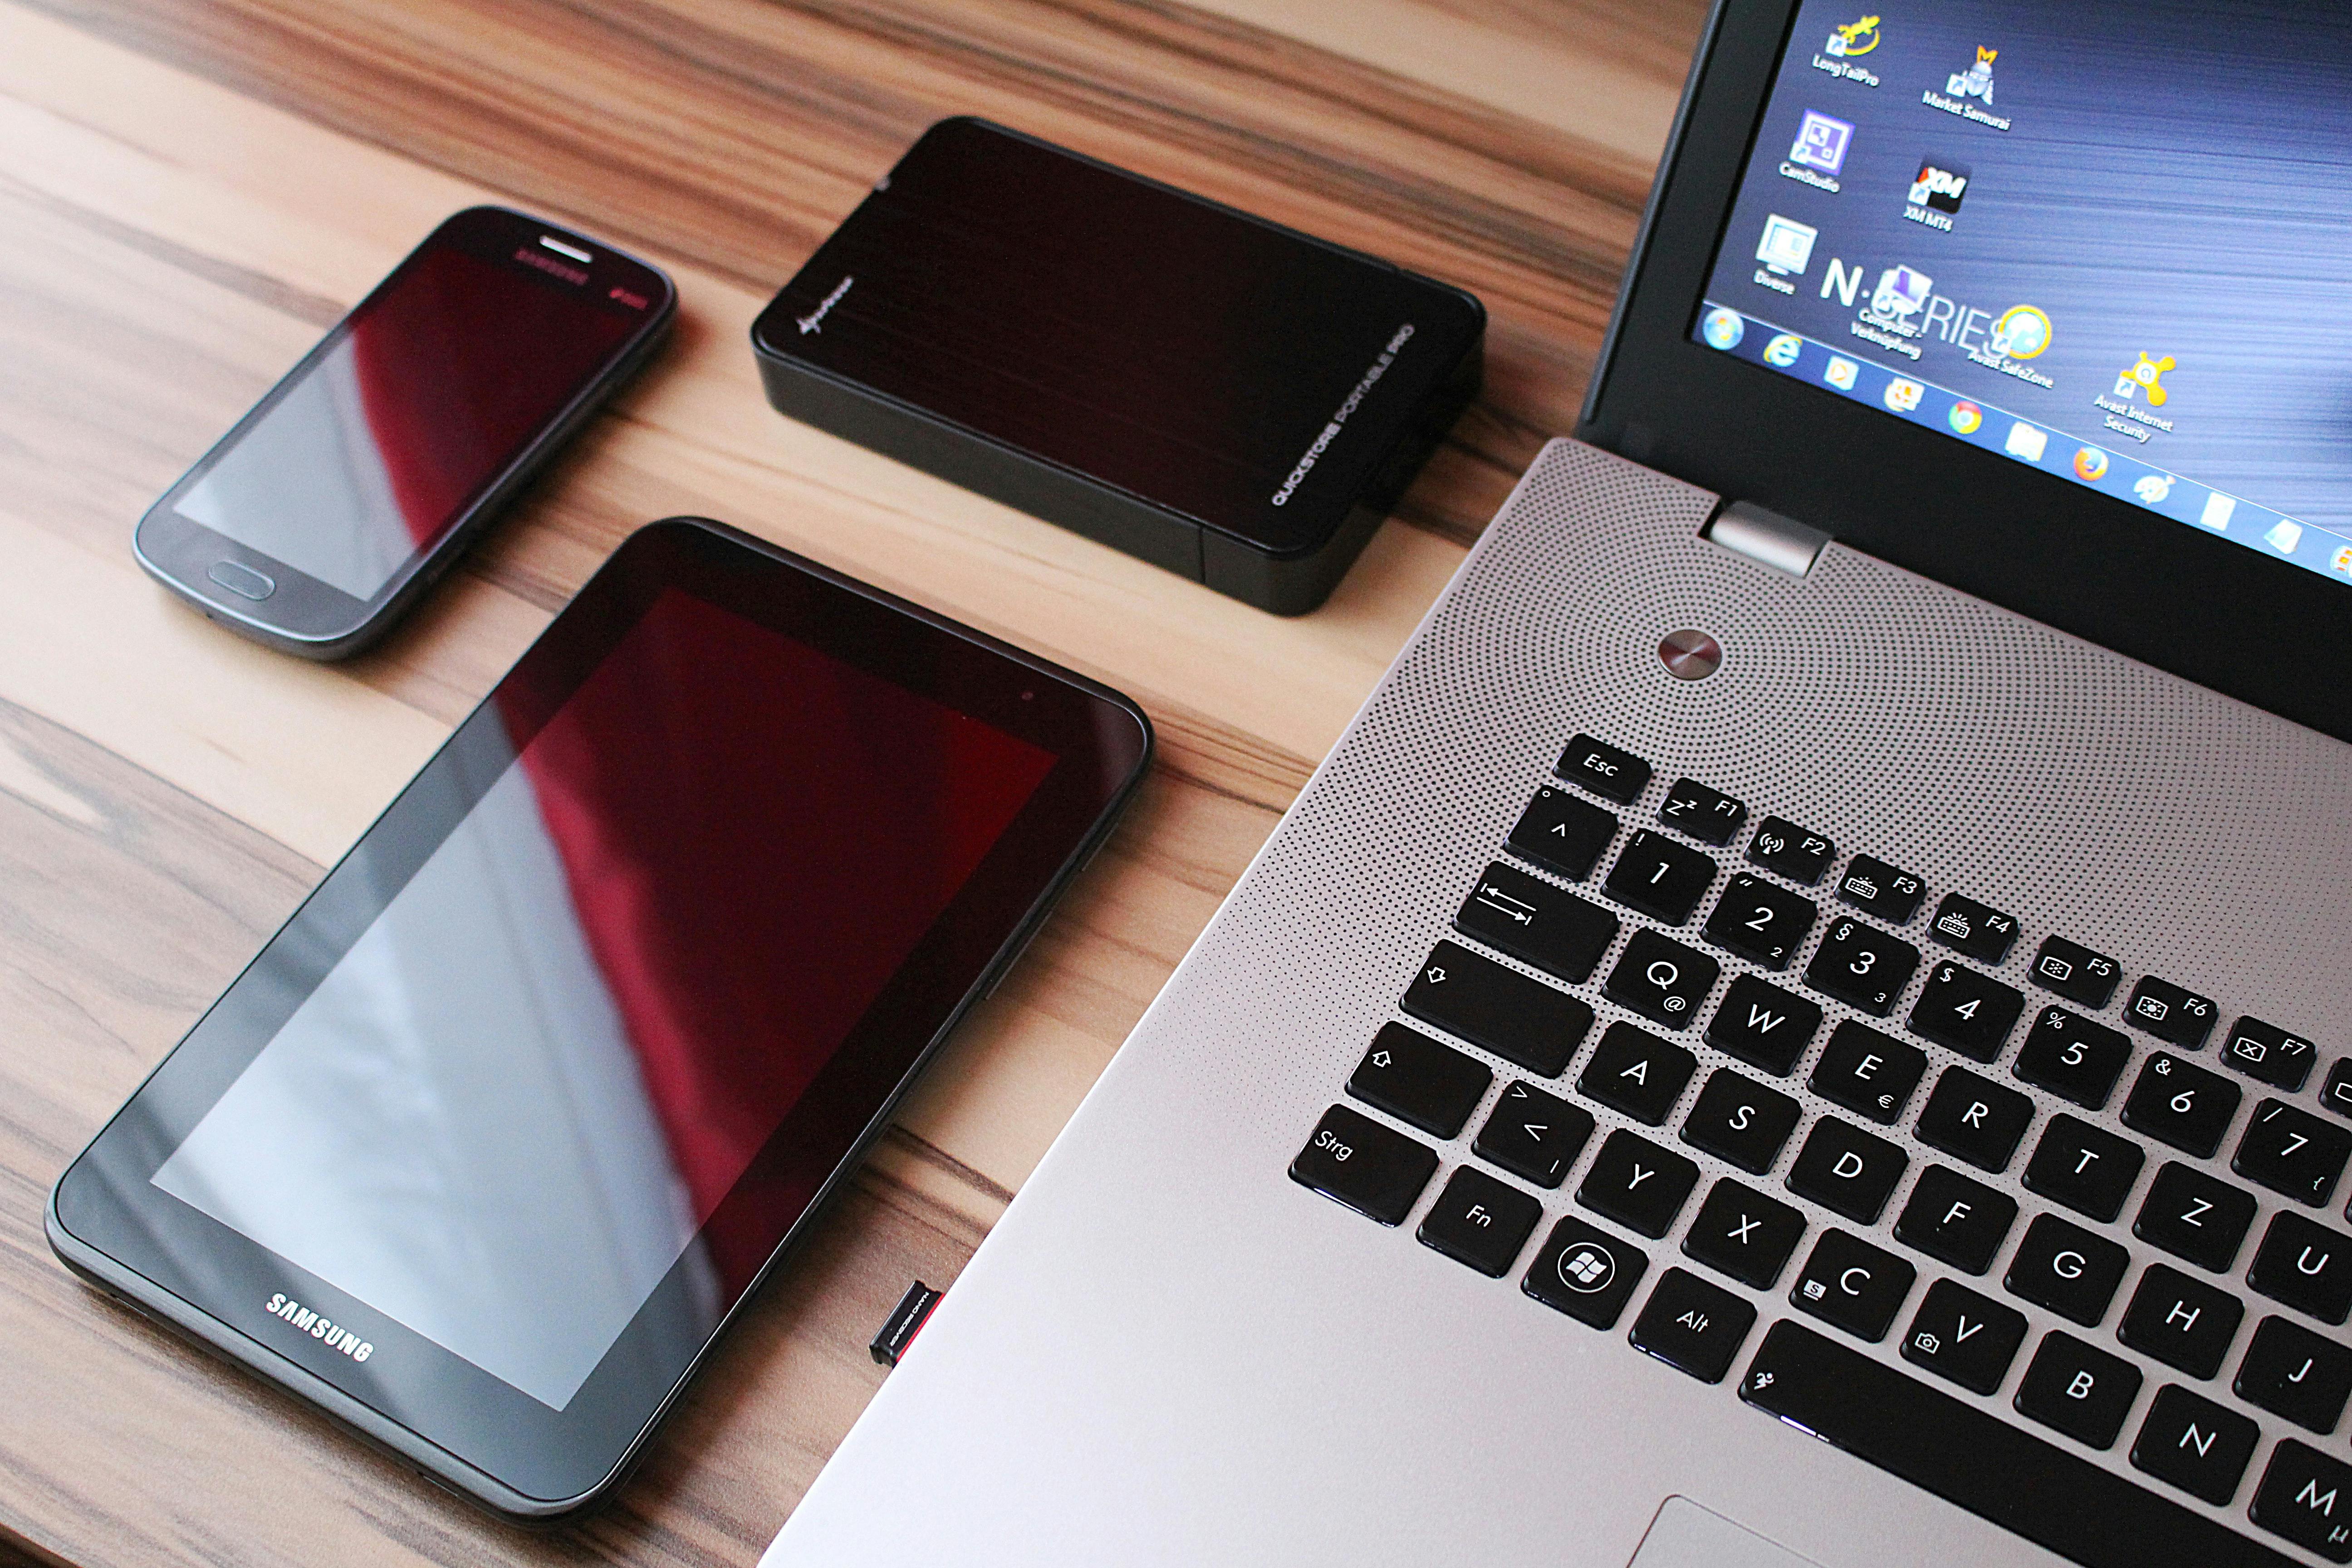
left=0, top=0, right=1706, bottom=1561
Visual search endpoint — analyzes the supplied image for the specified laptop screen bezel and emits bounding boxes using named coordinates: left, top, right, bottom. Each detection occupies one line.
left=1577, top=0, right=2352, bottom=745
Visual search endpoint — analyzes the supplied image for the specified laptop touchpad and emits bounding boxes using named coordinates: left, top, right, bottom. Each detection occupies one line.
left=1628, top=1498, right=1825, bottom=1568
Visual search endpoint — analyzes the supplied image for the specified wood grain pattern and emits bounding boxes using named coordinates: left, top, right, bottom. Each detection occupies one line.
left=0, top=0, right=1704, bottom=1563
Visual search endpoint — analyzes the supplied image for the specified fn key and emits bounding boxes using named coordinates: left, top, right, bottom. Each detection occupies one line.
left=1290, top=1105, right=1438, bottom=1226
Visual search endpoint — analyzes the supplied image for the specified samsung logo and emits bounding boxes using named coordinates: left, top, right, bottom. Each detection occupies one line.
left=264, top=1293, right=374, bottom=1362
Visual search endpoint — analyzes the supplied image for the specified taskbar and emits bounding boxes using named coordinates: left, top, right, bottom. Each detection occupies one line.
left=1695, top=301, right=2352, bottom=588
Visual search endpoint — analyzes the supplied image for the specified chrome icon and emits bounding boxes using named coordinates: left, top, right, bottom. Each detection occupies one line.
left=1704, top=308, right=1746, bottom=350
left=1949, top=400, right=1983, bottom=434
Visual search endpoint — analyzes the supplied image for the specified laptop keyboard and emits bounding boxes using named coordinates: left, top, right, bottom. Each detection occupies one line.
left=1288, top=732, right=2352, bottom=1567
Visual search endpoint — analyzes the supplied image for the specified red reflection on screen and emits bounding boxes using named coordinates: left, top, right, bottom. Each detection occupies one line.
left=511, top=591, right=1056, bottom=1288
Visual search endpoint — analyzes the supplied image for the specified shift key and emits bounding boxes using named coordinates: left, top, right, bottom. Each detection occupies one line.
left=1454, top=860, right=1621, bottom=984
left=1405, top=940, right=1595, bottom=1077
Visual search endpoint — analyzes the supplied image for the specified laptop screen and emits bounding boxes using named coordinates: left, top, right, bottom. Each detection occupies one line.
left=1690, top=1, right=2352, bottom=588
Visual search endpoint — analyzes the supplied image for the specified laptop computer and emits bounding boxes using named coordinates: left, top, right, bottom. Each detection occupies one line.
left=764, top=1, right=2352, bottom=1563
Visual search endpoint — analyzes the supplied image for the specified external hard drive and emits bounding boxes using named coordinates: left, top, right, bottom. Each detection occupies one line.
left=752, top=118, right=1485, bottom=614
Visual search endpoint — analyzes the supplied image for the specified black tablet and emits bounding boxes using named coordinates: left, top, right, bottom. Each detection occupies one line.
left=49, top=519, right=1151, bottom=1518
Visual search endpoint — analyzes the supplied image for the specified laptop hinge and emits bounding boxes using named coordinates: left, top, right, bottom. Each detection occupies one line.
left=1705, top=500, right=1831, bottom=577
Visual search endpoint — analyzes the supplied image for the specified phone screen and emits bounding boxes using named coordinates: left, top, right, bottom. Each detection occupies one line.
left=176, top=236, right=644, bottom=600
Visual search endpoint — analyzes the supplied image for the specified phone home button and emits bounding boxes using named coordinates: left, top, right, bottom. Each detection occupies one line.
left=206, top=559, right=276, bottom=600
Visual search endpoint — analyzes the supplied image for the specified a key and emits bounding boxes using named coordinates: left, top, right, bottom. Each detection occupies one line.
left=1472, top=1081, right=1593, bottom=1189
left=2223, top=1016, right=2319, bottom=1093
left=1602, top=929, right=1719, bottom=1030
left=1577, top=1020, right=1697, bottom=1126
left=1602, top=830, right=1717, bottom=925
left=1786, top=1116, right=1907, bottom=1224
left=2251, top=1442, right=2352, bottom=1562
left=2117, top=1264, right=2245, bottom=1379
left=1837, top=855, right=1926, bottom=924
left=2014, top=1006, right=2132, bottom=1110
left=1809, top=1020, right=1927, bottom=1123
left=1915, top=1065, right=2034, bottom=1172
left=1893, top=1165, right=2016, bottom=1274
left=1416, top=1166, right=1542, bottom=1278
left=2323, top=1058, right=2352, bottom=1122
left=1454, top=861, right=1621, bottom=985
left=2249, top=1211, right=2352, bottom=1324
left=2235, top=1315, right=2352, bottom=1433
left=1345, top=1023, right=1492, bottom=1138
left=2124, top=975, right=2220, bottom=1050
left=2120, top=1053, right=2241, bottom=1158
left=1704, top=975, right=1822, bottom=1077
left=2131, top=1385, right=2258, bottom=1506
left=1558, top=734, right=1651, bottom=804
left=1790, top=1229, right=1916, bottom=1342
left=1927, top=892, right=2020, bottom=965
left=2005, top=1213, right=2129, bottom=1326
left=2236, top=1098, right=2352, bottom=1207
left=1902, top=1278, right=2029, bottom=1394
left=2134, top=1161, right=2257, bottom=1273
left=1680, top=1068, right=1800, bottom=1173
left=1682, top=1178, right=1805, bottom=1289
left=1521, top=1215, right=1648, bottom=1328
left=2032, top=936, right=2122, bottom=1009
left=1805, top=917, right=1921, bottom=1016
left=1505, top=785, right=1617, bottom=882
left=1907, top=960, right=2025, bottom=1062
left=1747, top=816, right=1836, bottom=885
left=1577, top=1128, right=1699, bottom=1238
left=1630, top=1268, right=1756, bottom=1383
left=1658, top=777, right=1747, bottom=847
left=1702, top=872, right=1817, bottom=969
left=2024, top=1115, right=2146, bottom=1222
left=1402, top=941, right=1593, bottom=1077
left=1289, top=1105, right=1438, bottom=1226
left=2014, top=1331, right=2143, bottom=1449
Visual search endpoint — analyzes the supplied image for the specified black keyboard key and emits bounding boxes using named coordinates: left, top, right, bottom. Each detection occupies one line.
left=1454, top=861, right=1620, bottom=985
left=2025, top=1114, right=2146, bottom=1222
left=1658, top=777, right=1746, bottom=846
left=1680, top=1068, right=1800, bottom=1173
left=2224, top=1016, right=2320, bottom=1093
left=2006, top=1213, right=2129, bottom=1326
left=2237, top=1098, right=2352, bottom=1206
left=1346, top=1023, right=1492, bottom=1138
left=1915, top=1066, right=2034, bottom=1172
left=1928, top=892, right=2021, bottom=965
left=1558, top=734, right=1650, bottom=804
left=2252, top=1442, right=2352, bottom=1562
left=1416, top=1166, right=1542, bottom=1277
left=1522, top=1215, right=1647, bottom=1328
left=2132, top=1385, right=2259, bottom=1507
left=1741, top=1321, right=2291, bottom=1568
left=1602, top=830, right=1716, bottom=926
left=1684, top=1177, right=1805, bottom=1288
left=2135, top=1161, right=2258, bottom=1272
left=1577, top=1020, right=1697, bottom=1125
left=1902, top=1278, right=2028, bottom=1394
left=1473, top=1081, right=1592, bottom=1189
left=2016, top=1331, right=2143, bottom=1449
left=1810, top=1019, right=1927, bottom=1123
left=2249, top=1211, right=2352, bottom=1324
left=2237, top=1315, right=2352, bottom=1433
left=1838, top=855, right=1926, bottom=924
left=1506, top=785, right=1617, bottom=881
left=1894, top=1165, right=2016, bottom=1274
left=2126, top=975, right=2220, bottom=1050
left=1602, top=929, right=1718, bottom=1030
left=2015, top=1005, right=2132, bottom=1110
left=1702, top=872, right=1816, bottom=970
left=1747, top=816, right=1835, bottom=885
left=2325, top=1058, right=2352, bottom=1121
left=1578, top=1129, right=1699, bottom=1238
left=2033, top=936, right=2123, bottom=1009
left=1804, top=917, right=1919, bottom=1016
left=2119, top=1264, right=2246, bottom=1379
left=1787, top=1117, right=1907, bottom=1224
left=1791, top=1228, right=1915, bottom=1341
left=1403, top=941, right=1593, bottom=1077
left=1907, top=960, right=2025, bottom=1063
left=2121, top=1052, right=2242, bottom=1158
left=1289, top=1105, right=1438, bottom=1226
left=1631, top=1268, right=1755, bottom=1383
left=1705, top=975, right=1821, bottom=1076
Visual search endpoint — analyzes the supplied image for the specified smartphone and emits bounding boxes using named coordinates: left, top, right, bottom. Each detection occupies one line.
left=134, top=207, right=676, bottom=657
left=53, top=518, right=1152, bottom=1518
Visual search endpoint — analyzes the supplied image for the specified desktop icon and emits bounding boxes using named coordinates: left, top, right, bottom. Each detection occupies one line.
left=1703, top=308, right=1746, bottom=350
left=2198, top=491, right=2236, bottom=530
left=2114, top=353, right=2174, bottom=407
left=2332, top=545, right=2352, bottom=578
left=1948, top=401, right=1982, bottom=434
left=1764, top=333, right=1804, bottom=367
left=1989, top=304, right=2052, bottom=359
left=1789, top=110, right=1857, bottom=176
left=2004, top=421, right=2047, bottom=461
left=1825, top=14, right=1880, bottom=56
left=2266, top=519, right=2304, bottom=555
left=2135, top=473, right=2174, bottom=504
left=1756, top=214, right=1819, bottom=275
left=1824, top=356, right=1860, bottom=390
left=1869, top=265, right=1933, bottom=325
left=1906, top=159, right=1970, bottom=216
left=1947, top=46, right=1997, bottom=104
left=2073, top=447, right=2110, bottom=481
left=1884, top=378, right=1924, bottom=412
